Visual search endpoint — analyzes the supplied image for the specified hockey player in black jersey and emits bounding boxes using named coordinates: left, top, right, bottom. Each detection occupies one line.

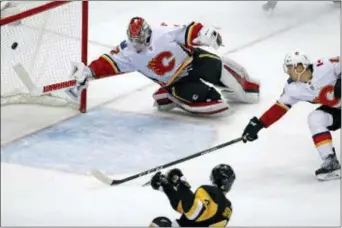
left=149, top=164, right=236, bottom=227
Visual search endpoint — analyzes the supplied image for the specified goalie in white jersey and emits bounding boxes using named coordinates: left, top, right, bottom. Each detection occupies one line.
left=242, top=51, right=341, bottom=181
left=67, top=17, right=260, bottom=115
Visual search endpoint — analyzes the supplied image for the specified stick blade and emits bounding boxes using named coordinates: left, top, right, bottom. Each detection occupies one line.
left=13, top=63, right=40, bottom=95
left=142, top=180, right=151, bottom=187
left=90, top=169, right=114, bottom=185
left=91, top=170, right=128, bottom=186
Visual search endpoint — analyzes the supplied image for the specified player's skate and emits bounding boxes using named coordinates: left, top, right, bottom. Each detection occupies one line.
left=153, top=100, right=177, bottom=112
left=315, top=152, right=341, bottom=181
left=152, top=87, right=177, bottom=112
left=262, top=1, right=278, bottom=12
left=332, top=1, right=341, bottom=7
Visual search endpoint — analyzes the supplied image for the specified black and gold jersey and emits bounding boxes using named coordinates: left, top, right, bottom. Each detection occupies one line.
left=163, top=182, right=232, bottom=227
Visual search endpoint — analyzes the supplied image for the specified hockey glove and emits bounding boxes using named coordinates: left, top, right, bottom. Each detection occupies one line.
left=151, top=172, right=169, bottom=191
left=166, top=168, right=191, bottom=189
left=65, top=62, right=94, bottom=102
left=242, top=117, right=265, bottom=143
left=70, top=62, right=94, bottom=84
left=193, top=26, right=223, bottom=50
left=334, top=77, right=341, bottom=99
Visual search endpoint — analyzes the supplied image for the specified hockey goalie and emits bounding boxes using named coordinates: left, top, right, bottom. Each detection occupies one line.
left=67, top=17, right=260, bottom=115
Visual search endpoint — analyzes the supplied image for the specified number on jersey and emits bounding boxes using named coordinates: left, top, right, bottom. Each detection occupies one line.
left=110, top=40, right=128, bottom=55
left=316, top=56, right=340, bottom=67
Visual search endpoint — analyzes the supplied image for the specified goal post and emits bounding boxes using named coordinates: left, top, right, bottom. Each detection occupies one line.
left=0, top=1, right=88, bottom=113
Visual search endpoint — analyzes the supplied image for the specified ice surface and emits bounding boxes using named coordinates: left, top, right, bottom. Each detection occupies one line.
left=2, top=109, right=215, bottom=174
left=1, top=1, right=340, bottom=226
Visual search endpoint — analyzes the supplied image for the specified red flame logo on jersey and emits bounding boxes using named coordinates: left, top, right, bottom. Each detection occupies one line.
left=147, top=51, right=176, bottom=76
left=313, top=85, right=340, bottom=107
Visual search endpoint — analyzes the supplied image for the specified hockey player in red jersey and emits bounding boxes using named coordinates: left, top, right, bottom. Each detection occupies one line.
left=67, top=17, right=260, bottom=116
left=149, top=164, right=235, bottom=227
left=242, top=51, right=341, bottom=181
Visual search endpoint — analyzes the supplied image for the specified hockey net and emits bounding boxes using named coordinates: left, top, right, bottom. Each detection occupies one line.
left=0, top=1, right=88, bottom=112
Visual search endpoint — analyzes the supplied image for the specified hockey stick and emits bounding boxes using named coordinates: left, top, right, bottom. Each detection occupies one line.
left=13, top=63, right=78, bottom=96
left=91, top=136, right=243, bottom=186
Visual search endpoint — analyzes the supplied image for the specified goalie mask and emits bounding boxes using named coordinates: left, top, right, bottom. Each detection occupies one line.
left=127, top=17, right=152, bottom=52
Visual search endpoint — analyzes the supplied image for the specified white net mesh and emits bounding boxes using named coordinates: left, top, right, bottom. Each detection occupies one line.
left=1, top=1, right=86, bottom=107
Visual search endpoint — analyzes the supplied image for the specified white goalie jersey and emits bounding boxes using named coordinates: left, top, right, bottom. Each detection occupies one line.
left=88, top=22, right=206, bottom=87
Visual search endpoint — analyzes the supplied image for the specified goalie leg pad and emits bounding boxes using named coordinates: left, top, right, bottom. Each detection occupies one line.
left=178, top=99, right=229, bottom=115
left=169, top=80, right=229, bottom=115
left=220, top=56, right=260, bottom=104
left=167, top=79, right=229, bottom=114
left=153, top=87, right=176, bottom=111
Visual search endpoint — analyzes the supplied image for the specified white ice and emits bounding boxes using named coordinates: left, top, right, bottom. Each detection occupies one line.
left=1, top=1, right=340, bottom=226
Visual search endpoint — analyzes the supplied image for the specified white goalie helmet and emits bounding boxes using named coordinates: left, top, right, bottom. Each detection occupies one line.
left=283, top=51, right=312, bottom=73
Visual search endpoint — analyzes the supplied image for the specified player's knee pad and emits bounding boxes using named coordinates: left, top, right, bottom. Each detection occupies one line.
left=150, top=216, right=172, bottom=227
left=308, top=109, right=333, bottom=135
left=316, top=106, right=341, bottom=131
left=219, top=56, right=260, bottom=104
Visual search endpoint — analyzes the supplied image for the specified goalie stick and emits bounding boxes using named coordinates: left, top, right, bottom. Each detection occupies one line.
left=91, top=136, right=243, bottom=186
left=13, top=63, right=79, bottom=96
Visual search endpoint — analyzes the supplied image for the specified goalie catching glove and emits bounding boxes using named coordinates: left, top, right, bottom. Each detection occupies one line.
left=65, top=62, right=94, bottom=102
left=193, top=26, right=223, bottom=50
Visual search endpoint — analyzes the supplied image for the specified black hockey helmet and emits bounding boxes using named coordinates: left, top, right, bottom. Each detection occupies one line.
left=150, top=216, right=172, bottom=227
left=210, top=164, right=236, bottom=193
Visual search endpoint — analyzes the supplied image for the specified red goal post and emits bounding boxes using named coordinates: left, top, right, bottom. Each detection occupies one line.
left=0, top=1, right=88, bottom=113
